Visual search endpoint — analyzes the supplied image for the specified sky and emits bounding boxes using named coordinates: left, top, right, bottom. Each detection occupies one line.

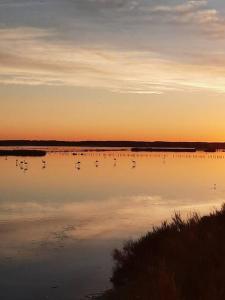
left=1, top=0, right=225, bottom=141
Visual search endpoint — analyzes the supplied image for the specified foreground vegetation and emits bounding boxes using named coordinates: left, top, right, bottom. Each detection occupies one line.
left=98, top=205, right=225, bottom=300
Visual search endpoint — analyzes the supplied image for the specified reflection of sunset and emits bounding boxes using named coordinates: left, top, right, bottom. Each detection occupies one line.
left=1, top=151, right=225, bottom=261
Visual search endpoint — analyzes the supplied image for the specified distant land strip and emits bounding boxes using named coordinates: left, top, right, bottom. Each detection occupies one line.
left=131, top=147, right=197, bottom=152
left=0, top=140, right=224, bottom=152
left=0, top=150, right=46, bottom=157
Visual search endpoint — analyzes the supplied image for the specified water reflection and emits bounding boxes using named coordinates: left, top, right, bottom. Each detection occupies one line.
left=0, top=150, right=225, bottom=299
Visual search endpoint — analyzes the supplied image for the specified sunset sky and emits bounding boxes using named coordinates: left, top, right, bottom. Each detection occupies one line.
left=1, top=0, right=225, bottom=141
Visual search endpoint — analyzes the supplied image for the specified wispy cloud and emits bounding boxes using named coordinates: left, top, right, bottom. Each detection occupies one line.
left=1, top=1, right=225, bottom=93
left=1, top=26, right=225, bottom=93
left=144, top=0, right=225, bottom=38
left=148, top=0, right=208, bottom=14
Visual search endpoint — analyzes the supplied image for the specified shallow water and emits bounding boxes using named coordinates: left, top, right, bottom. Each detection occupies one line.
left=0, top=149, right=225, bottom=299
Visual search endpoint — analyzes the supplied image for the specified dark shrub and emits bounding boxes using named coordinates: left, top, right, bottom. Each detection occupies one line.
left=98, top=204, right=225, bottom=300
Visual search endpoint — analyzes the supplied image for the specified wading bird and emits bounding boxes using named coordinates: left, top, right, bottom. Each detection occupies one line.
left=131, top=160, right=136, bottom=168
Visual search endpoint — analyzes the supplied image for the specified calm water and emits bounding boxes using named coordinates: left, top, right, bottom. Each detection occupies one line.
left=0, top=149, right=225, bottom=300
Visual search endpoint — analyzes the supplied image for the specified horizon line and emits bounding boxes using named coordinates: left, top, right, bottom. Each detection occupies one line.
left=1, top=139, right=225, bottom=144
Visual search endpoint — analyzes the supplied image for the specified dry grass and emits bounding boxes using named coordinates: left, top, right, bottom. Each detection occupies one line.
left=98, top=204, right=225, bottom=300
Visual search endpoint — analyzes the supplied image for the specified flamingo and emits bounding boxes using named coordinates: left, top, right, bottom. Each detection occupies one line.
left=131, top=160, right=136, bottom=168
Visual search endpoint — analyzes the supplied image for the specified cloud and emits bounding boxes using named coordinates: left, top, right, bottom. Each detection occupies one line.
left=78, top=0, right=139, bottom=9
left=143, top=0, right=225, bottom=38
left=1, top=26, right=225, bottom=93
left=0, top=0, right=139, bottom=10
left=1, top=0, right=225, bottom=48
left=148, top=0, right=207, bottom=14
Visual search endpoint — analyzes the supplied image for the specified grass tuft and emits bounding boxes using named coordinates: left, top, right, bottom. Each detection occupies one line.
left=97, top=204, right=225, bottom=300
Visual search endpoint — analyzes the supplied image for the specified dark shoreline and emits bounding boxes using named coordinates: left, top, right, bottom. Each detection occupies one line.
left=0, top=140, right=223, bottom=152
left=0, top=150, right=47, bottom=157
left=131, top=147, right=197, bottom=152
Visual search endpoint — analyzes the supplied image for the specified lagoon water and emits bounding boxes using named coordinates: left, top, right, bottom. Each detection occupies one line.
left=0, top=149, right=225, bottom=300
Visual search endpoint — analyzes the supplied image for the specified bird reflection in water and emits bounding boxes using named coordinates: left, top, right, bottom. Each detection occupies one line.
left=113, top=158, right=117, bottom=167
left=75, top=161, right=81, bottom=171
left=131, top=160, right=136, bottom=168
left=42, top=159, right=46, bottom=169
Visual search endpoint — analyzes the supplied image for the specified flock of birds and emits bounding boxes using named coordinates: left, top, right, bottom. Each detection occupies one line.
left=6, top=155, right=137, bottom=173
left=15, top=158, right=47, bottom=172
left=4, top=153, right=224, bottom=191
left=75, top=156, right=136, bottom=170
left=3, top=154, right=220, bottom=191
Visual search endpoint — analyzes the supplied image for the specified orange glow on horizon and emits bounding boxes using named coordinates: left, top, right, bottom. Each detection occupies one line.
left=1, top=130, right=225, bottom=143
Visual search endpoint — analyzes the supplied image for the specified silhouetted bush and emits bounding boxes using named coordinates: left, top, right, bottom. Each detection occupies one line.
left=98, top=204, right=225, bottom=300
